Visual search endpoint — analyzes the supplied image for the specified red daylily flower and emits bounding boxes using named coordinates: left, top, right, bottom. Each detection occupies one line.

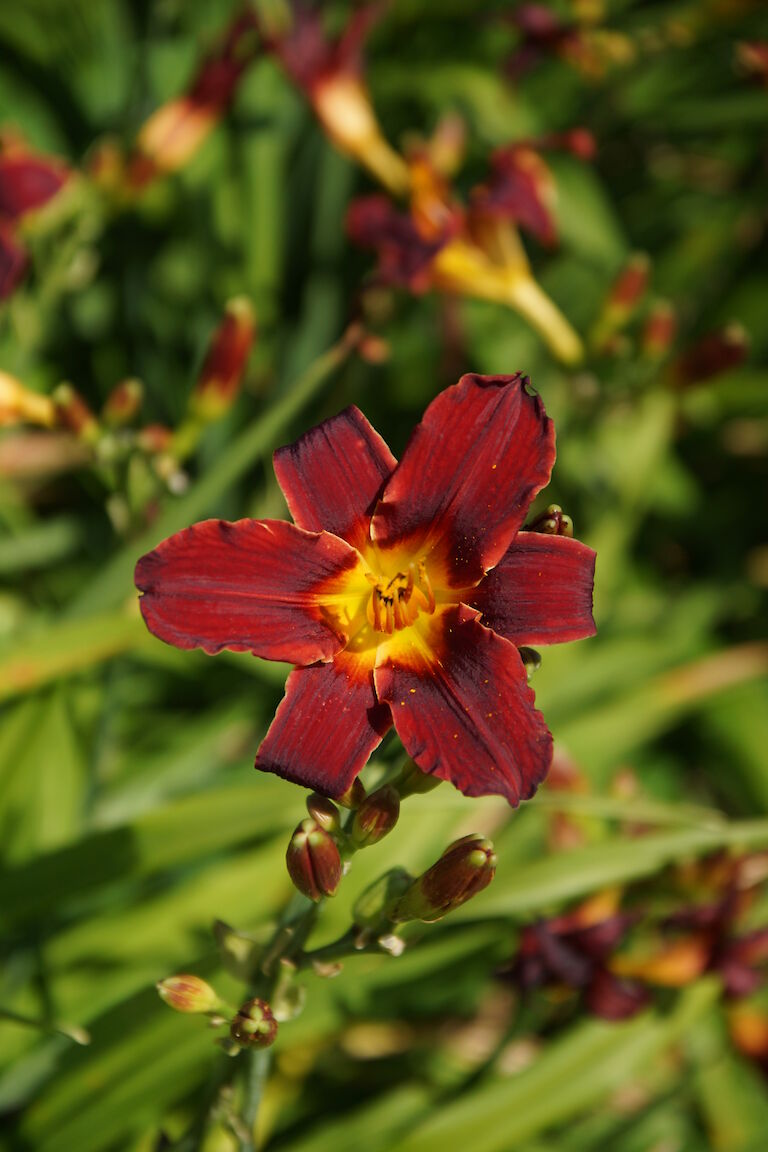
left=502, top=892, right=650, bottom=1021
left=135, top=374, right=596, bottom=805
left=347, top=142, right=590, bottom=363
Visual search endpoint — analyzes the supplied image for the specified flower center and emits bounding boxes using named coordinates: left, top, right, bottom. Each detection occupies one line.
left=365, top=559, right=436, bottom=634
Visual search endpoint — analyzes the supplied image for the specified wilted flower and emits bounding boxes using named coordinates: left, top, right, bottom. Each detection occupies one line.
left=347, top=144, right=588, bottom=363
left=130, top=11, right=260, bottom=183
left=257, top=0, right=409, bottom=194
left=135, top=373, right=596, bottom=805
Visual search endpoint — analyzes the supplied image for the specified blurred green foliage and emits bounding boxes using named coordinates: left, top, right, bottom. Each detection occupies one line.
left=1, top=1, right=768, bottom=1150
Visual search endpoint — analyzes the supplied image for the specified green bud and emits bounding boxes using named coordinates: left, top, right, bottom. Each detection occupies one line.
left=526, top=504, right=573, bottom=537
left=157, top=974, right=221, bottom=1014
left=392, top=835, right=497, bottom=923
left=229, top=998, right=278, bottom=1049
left=286, top=818, right=342, bottom=901
left=353, top=867, right=413, bottom=930
left=397, top=759, right=442, bottom=798
left=351, top=785, right=400, bottom=847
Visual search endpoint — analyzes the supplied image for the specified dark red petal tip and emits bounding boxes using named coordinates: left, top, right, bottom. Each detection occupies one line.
left=469, top=532, right=596, bottom=646
left=256, top=655, right=391, bottom=795
left=273, top=405, right=396, bottom=550
left=371, top=373, right=556, bottom=587
left=135, top=517, right=361, bottom=665
left=374, top=606, right=553, bottom=807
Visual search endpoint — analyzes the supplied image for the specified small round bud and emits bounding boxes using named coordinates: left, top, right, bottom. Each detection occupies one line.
left=526, top=504, right=573, bottom=537
left=392, top=835, right=497, bottom=923
left=641, top=301, right=677, bottom=360
left=336, top=778, right=367, bottom=810
left=286, top=818, right=342, bottom=902
left=397, top=760, right=442, bottom=798
left=229, top=998, right=278, bottom=1049
left=519, top=647, right=542, bottom=680
left=351, top=785, right=400, bottom=848
left=306, top=792, right=340, bottom=832
left=157, top=974, right=221, bottom=1014
left=102, top=378, right=143, bottom=426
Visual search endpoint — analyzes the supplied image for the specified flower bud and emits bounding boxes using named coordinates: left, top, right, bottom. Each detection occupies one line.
left=392, top=835, right=497, bottom=923
left=397, top=759, right=442, bottom=798
left=286, top=818, right=342, bottom=902
left=519, top=646, right=542, bottom=680
left=336, top=778, right=367, bottom=810
left=351, top=785, right=400, bottom=848
left=641, top=300, right=677, bottom=359
left=594, top=254, right=649, bottom=342
left=353, top=867, right=413, bottom=930
left=229, top=997, right=278, bottom=1049
left=102, top=378, right=143, bottom=427
left=526, top=503, right=573, bottom=537
left=136, top=423, right=173, bottom=455
left=672, top=324, right=748, bottom=389
left=157, top=974, right=221, bottom=1014
left=306, top=792, right=340, bottom=833
left=52, top=383, right=99, bottom=443
left=189, top=298, right=256, bottom=422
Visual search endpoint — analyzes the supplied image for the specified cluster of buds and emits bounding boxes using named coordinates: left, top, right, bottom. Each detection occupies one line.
left=286, top=782, right=402, bottom=901
left=526, top=503, right=574, bottom=538
left=157, top=975, right=279, bottom=1052
left=0, top=131, right=71, bottom=301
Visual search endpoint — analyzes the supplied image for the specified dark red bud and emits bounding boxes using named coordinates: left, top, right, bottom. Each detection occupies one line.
left=306, top=792, right=340, bottom=832
left=608, top=253, right=650, bottom=313
left=52, top=383, right=99, bottom=442
left=642, top=300, right=677, bottom=359
left=191, top=297, right=255, bottom=422
left=102, top=378, right=143, bottom=426
left=392, top=834, right=497, bottom=923
left=351, top=785, right=400, bottom=848
left=336, top=778, right=367, bottom=810
left=229, top=997, right=278, bottom=1049
left=286, top=818, right=342, bottom=901
left=673, top=324, right=748, bottom=388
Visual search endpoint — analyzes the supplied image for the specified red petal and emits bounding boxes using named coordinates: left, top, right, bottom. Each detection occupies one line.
left=346, top=195, right=442, bottom=291
left=585, top=970, right=651, bottom=1021
left=135, top=518, right=362, bottom=663
left=274, top=406, right=396, bottom=551
left=256, top=653, right=391, bottom=795
left=0, top=223, right=27, bottom=301
left=0, top=154, right=68, bottom=221
left=468, top=533, right=595, bottom=645
left=374, top=605, right=553, bottom=806
left=371, top=374, right=555, bottom=587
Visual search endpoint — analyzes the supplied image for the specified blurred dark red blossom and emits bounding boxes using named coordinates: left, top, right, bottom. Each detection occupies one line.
left=347, top=141, right=590, bottom=362
left=257, top=0, right=409, bottom=193
left=0, top=135, right=70, bottom=300
left=736, top=42, right=768, bottom=87
left=128, top=10, right=260, bottom=184
left=672, top=324, right=748, bottom=388
left=135, top=374, right=596, bottom=805
left=507, top=4, right=634, bottom=81
left=502, top=892, right=651, bottom=1020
